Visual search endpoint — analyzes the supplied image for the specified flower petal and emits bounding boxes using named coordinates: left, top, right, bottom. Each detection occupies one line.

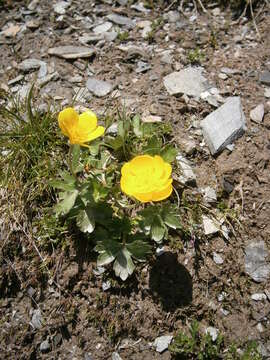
left=58, top=107, right=79, bottom=137
left=152, top=183, right=173, bottom=202
left=78, top=110, right=98, bottom=133
left=84, top=126, right=105, bottom=142
left=133, top=191, right=153, bottom=203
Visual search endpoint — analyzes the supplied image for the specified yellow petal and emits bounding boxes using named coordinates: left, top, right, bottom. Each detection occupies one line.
left=58, top=107, right=79, bottom=137
left=121, top=162, right=131, bottom=177
left=152, top=183, right=173, bottom=202
left=78, top=110, right=98, bottom=133
left=120, top=176, right=134, bottom=196
left=129, top=155, right=154, bottom=175
left=84, top=126, right=105, bottom=142
left=133, top=191, right=153, bottom=203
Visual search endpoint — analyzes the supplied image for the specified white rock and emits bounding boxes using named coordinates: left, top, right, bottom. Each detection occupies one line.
left=251, top=293, right=267, bottom=301
left=176, top=154, right=196, bottom=186
left=107, top=14, right=135, bottom=28
left=93, top=22, right=112, bottom=34
left=30, top=309, right=43, bottom=329
left=205, top=327, right=219, bottom=341
left=202, top=216, right=219, bottom=235
left=213, top=252, right=224, bottom=265
left=53, top=1, right=69, bottom=15
left=153, top=335, right=173, bottom=353
left=112, top=352, right=122, bottom=360
left=264, top=88, right=270, bottom=98
left=164, top=67, right=210, bottom=97
left=40, top=340, right=50, bottom=352
left=203, top=187, right=217, bottom=203
left=245, top=241, right=270, bottom=283
left=218, top=73, right=228, bottom=80
left=250, top=104, right=264, bottom=123
left=142, top=115, right=162, bottom=123
left=48, top=46, right=95, bottom=59
left=201, top=97, right=246, bottom=155
left=102, top=281, right=111, bottom=291
left=86, top=78, right=113, bottom=97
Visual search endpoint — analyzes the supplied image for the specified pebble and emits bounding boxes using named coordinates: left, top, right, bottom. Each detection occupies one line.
left=176, top=154, right=196, bottom=186
left=112, top=352, right=122, bottom=360
left=202, top=216, right=219, bottom=235
left=28, top=0, right=39, bottom=10
left=136, top=61, right=151, bottom=73
left=205, top=327, right=219, bottom=342
left=203, top=186, right=217, bottom=203
left=107, top=14, right=135, bottom=28
left=218, top=73, right=228, bottom=80
left=245, top=241, right=270, bottom=283
left=250, top=104, right=264, bottom=123
left=264, top=88, right=270, bottom=98
left=164, top=67, right=210, bottom=97
left=18, top=59, right=46, bottom=76
left=30, top=309, right=43, bottom=329
left=163, top=10, right=181, bottom=23
left=40, top=340, right=50, bottom=352
left=53, top=1, right=69, bottom=15
left=251, top=293, right=267, bottom=301
left=48, top=46, right=95, bottom=59
left=102, top=280, right=111, bottom=291
left=93, top=22, right=112, bottom=34
left=259, top=71, right=270, bottom=86
left=2, top=24, right=21, bottom=37
left=142, top=114, right=162, bottom=123
left=213, top=252, right=224, bottom=265
left=201, top=97, right=246, bottom=155
left=86, top=77, right=113, bottom=97
left=137, top=20, right=152, bottom=38
left=8, top=75, right=24, bottom=86
left=220, top=67, right=240, bottom=75
left=153, top=335, right=173, bottom=353
left=131, top=2, right=150, bottom=13
left=160, top=50, right=173, bottom=65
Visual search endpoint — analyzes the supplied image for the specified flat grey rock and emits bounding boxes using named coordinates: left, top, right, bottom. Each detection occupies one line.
left=202, top=216, right=219, bottom=235
left=18, top=58, right=47, bottom=79
left=136, top=61, right=151, bottom=73
left=250, top=104, right=264, bottom=123
left=251, top=293, right=267, bottom=301
left=153, top=335, right=173, bottom=353
left=107, top=14, right=135, bottom=28
left=163, top=10, right=181, bottom=23
left=213, top=252, right=224, bottom=265
left=30, top=309, right=43, bottom=329
left=259, top=71, right=270, bottom=85
left=176, top=154, right=196, bottom=186
left=93, top=21, right=112, bottom=34
left=112, top=352, right=122, bottom=360
left=201, top=97, right=246, bottom=155
left=86, top=78, right=113, bottom=97
left=203, top=187, right=217, bottom=203
left=245, top=241, right=270, bottom=283
left=131, top=2, right=150, bottom=13
left=48, top=46, right=95, bottom=59
left=163, top=67, right=210, bottom=97
left=40, top=340, right=50, bottom=352
left=53, top=1, right=69, bottom=15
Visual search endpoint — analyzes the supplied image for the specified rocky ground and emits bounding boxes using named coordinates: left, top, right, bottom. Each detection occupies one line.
left=0, top=0, right=270, bottom=359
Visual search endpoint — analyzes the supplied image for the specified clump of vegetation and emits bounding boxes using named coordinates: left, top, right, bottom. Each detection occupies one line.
left=187, top=48, right=205, bottom=65
left=170, top=321, right=262, bottom=360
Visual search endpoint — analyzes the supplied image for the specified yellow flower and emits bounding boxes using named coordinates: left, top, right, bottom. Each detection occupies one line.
left=58, top=107, right=105, bottom=146
left=120, top=155, right=173, bottom=203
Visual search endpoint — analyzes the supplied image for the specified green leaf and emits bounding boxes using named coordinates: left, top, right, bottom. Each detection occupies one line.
left=106, top=136, right=124, bottom=150
left=92, top=179, right=109, bottom=202
left=49, top=179, right=76, bottom=191
left=160, top=145, right=178, bottom=163
left=163, top=212, right=181, bottom=229
left=59, top=171, right=76, bottom=184
left=71, top=144, right=82, bottom=173
left=126, top=240, right=152, bottom=260
left=113, top=248, right=135, bottom=281
left=95, top=239, right=122, bottom=257
left=89, top=141, right=100, bottom=156
left=151, top=216, right=166, bottom=242
left=97, top=252, right=115, bottom=266
left=76, top=206, right=95, bottom=233
left=132, top=115, right=143, bottom=137
left=118, top=120, right=125, bottom=138
left=54, top=190, right=79, bottom=216
left=143, top=136, right=162, bottom=156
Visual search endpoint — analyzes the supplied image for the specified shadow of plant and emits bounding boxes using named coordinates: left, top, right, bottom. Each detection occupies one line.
left=149, top=252, right=192, bottom=311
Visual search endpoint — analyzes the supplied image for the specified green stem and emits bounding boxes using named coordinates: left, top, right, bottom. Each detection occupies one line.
left=68, top=145, right=77, bottom=179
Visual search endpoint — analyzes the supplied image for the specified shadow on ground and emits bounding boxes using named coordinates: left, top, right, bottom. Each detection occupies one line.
left=149, top=252, right=192, bottom=311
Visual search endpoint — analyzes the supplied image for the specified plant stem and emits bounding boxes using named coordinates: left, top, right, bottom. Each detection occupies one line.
left=68, top=145, right=77, bottom=179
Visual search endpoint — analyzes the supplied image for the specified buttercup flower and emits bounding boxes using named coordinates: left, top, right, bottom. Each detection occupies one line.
left=120, top=155, right=173, bottom=203
left=58, top=107, right=105, bottom=146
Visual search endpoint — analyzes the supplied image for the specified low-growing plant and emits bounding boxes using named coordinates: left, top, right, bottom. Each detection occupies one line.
left=51, top=107, right=182, bottom=280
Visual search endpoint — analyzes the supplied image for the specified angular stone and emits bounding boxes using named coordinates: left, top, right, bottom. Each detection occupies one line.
left=48, top=46, right=95, bottom=59
left=30, top=309, right=43, bottom=329
left=176, top=154, right=196, bottom=186
left=112, top=352, right=122, bottom=360
left=250, top=104, right=264, bottom=123
left=203, top=187, right=217, bottom=203
left=164, top=67, right=210, bottom=97
left=259, top=71, right=270, bottom=85
left=202, top=216, right=219, bottom=235
left=153, top=335, right=173, bottom=353
left=107, top=14, right=135, bottom=28
left=200, top=97, right=246, bottom=155
left=205, top=327, right=219, bottom=341
left=86, top=78, right=113, bottom=97
left=163, top=10, right=181, bottom=23
left=93, top=21, right=112, bottom=34
left=53, top=1, right=69, bottom=15
left=40, top=340, right=50, bottom=352
left=245, top=241, right=270, bottom=283
left=251, top=293, right=267, bottom=301
left=213, top=252, right=224, bottom=265
left=136, top=61, right=151, bottom=73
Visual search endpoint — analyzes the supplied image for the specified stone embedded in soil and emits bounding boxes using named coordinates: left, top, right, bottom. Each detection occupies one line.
left=53, top=1, right=69, bottom=15
left=251, top=293, right=267, bottom=301
left=259, top=71, right=270, bottom=86
left=107, top=14, right=135, bottom=28
left=48, top=46, right=95, bottom=59
left=136, top=61, right=151, bottom=73
left=86, top=77, right=113, bottom=97
left=40, top=340, right=50, bottom=352
left=202, top=186, right=217, bottom=203
left=265, top=88, right=270, bottom=98
left=202, top=216, right=219, bottom=235
left=112, top=352, right=122, bottom=360
left=1, top=24, right=21, bottom=37
left=205, top=327, right=219, bottom=341
left=250, top=104, right=264, bottom=123
left=245, top=241, right=270, bottom=283
left=213, top=252, right=224, bottom=265
left=30, top=309, right=43, bottom=330
left=163, top=10, right=181, bottom=23
left=163, top=67, right=210, bottom=97
left=93, top=22, right=113, bottom=34
left=18, top=58, right=47, bottom=78
left=131, top=2, right=150, bottom=13
left=175, top=154, right=196, bottom=186
left=200, top=97, right=246, bottom=155
left=220, top=67, right=240, bottom=75
left=153, top=335, right=173, bottom=353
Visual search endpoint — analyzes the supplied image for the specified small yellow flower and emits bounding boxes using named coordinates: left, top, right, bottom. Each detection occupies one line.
left=120, top=155, right=173, bottom=203
left=58, top=107, right=105, bottom=146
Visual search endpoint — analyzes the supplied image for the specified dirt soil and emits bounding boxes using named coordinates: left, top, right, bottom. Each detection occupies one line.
left=0, top=0, right=270, bottom=359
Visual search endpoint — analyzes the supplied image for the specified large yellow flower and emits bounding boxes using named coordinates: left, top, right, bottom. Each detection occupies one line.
left=120, top=155, right=173, bottom=203
left=58, top=107, right=105, bottom=146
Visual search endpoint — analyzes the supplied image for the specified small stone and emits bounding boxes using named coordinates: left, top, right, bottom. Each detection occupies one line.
left=218, top=73, right=228, bottom=80
left=251, top=293, right=267, bottom=301
left=28, top=0, right=39, bottom=10
left=201, top=97, right=246, bottom=155
left=265, top=289, right=270, bottom=301
left=220, top=67, right=240, bottom=75
left=156, top=246, right=165, bottom=256
left=164, top=67, right=210, bottom=97
left=203, top=187, right=217, bottom=203
left=112, top=352, right=122, bottom=360
left=163, top=10, right=181, bottom=23
left=26, top=20, right=40, bottom=29
left=137, top=20, right=152, bottom=38
left=104, top=31, right=118, bottom=42
left=245, top=241, right=270, bottom=283
left=54, top=333, right=62, bottom=346
left=178, top=138, right=196, bottom=155
left=202, top=216, right=219, bottom=235
left=37, top=72, right=59, bottom=87
left=86, top=78, right=113, bottom=97
left=106, top=123, right=118, bottom=135
left=93, top=22, right=112, bottom=34
left=212, top=7, right=221, bottom=16
left=256, top=323, right=264, bottom=333
left=136, top=61, right=151, bottom=73
left=93, top=266, right=106, bottom=276
left=220, top=308, right=229, bottom=316
left=30, top=309, right=43, bottom=329
left=131, top=2, right=150, bottom=13
left=48, top=46, right=95, bottom=59
left=250, top=104, right=264, bottom=123
left=205, top=327, right=219, bottom=342
left=102, top=281, right=111, bottom=291
left=213, top=252, right=224, bottom=265
left=142, top=115, right=162, bottom=123
left=2, top=24, right=21, bottom=37
left=84, top=354, right=93, bottom=360
left=53, top=1, right=69, bottom=15
left=264, top=88, right=270, bottom=98
left=259, top=71, right=270, bottom=86
left=18, top=58, right=45, bottom=73
left=160, top=50, right=173, bottom=65
left=107, top=14, right=135, bottom=28
left=176, top=154, right=196, bottom=186
left=40, top=340, right=50, bottom=352
left=153, top=335, right=173, bottom=353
